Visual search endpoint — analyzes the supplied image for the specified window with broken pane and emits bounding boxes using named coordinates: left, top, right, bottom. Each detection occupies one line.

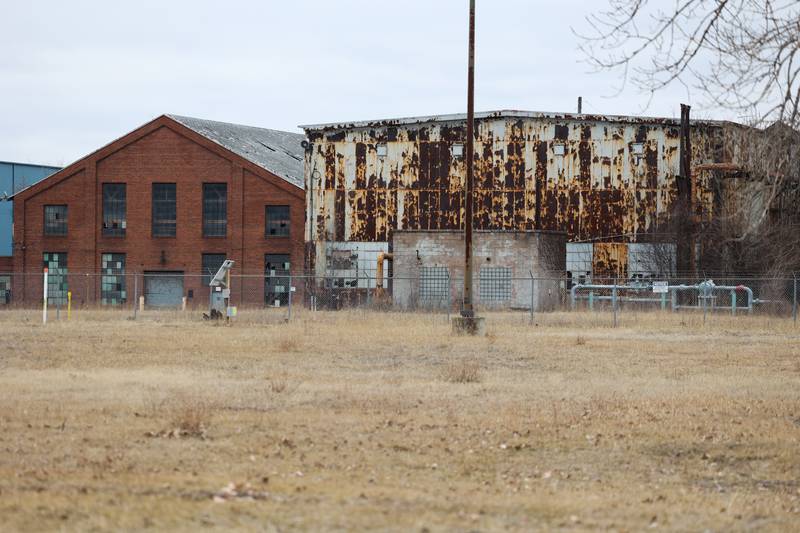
left=265, top=205, right=290, bottom=237
left=101, top=253, right=126, bottom=305
left=102, top=184, right=127, bottom=237
left=0, top=275, right=10, bottom=305
left=43, top=252, right=68, bottom=305
left=44, top=205, right=67, bottom=236
left=265, top=254, right=290, bottom=306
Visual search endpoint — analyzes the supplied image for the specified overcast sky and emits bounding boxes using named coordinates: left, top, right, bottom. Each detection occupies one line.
left=1, top=0, right=733, bottom=167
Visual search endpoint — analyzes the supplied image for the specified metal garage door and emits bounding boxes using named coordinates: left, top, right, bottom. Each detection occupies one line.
left=144, top=271, right=184, bottom=308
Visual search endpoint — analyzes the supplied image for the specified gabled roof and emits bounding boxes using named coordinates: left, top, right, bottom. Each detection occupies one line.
left=300, top=109, right=739, bottom=132
left=9, top=115, right=305, bottom=200
left=168, top=115, right=305, bottom=188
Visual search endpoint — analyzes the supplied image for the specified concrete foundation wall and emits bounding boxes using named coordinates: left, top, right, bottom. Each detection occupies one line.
left=392, top=230, right=565, bottom=311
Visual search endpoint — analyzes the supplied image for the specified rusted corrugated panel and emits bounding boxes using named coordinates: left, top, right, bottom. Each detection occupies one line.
left=593, top=242, right=628, bottom=280
left=304, top=115, right=724, bottom=256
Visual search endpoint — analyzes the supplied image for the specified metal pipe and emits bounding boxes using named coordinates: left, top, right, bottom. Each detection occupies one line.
left=375, top=252, right=393, bottom=291
left=461, top=0, right=476, bottom=319
left=571, top=282, right=755, bottom=313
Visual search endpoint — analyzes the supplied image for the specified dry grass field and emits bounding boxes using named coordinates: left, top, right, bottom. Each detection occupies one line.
left=1, top=308, right=799, bottom=531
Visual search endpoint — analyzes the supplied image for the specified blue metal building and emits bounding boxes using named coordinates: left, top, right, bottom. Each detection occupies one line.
left=0, top=161, right=61, bottom=257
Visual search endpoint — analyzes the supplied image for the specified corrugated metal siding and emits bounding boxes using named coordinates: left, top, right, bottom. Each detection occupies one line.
left=304, top=117, right=726, bottom=249
left=0, top=162, right=60, bottom=257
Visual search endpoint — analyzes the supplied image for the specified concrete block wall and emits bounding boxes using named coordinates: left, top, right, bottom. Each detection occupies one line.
left=391, top=230, right=565, bottom=311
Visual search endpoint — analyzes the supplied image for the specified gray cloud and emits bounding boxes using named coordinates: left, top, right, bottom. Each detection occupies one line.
left=0, top=0, right=719, bottom=167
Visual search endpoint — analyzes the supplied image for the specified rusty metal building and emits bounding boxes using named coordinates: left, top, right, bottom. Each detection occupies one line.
left=300, top=110, right=740, bottom=282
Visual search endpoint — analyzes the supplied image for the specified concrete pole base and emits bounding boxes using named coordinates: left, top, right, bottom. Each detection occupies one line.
left=451, top=316, right=486, bottom=336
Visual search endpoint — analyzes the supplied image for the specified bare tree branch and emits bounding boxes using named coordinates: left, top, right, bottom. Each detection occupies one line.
left=578, top=1, right=800, bottom=274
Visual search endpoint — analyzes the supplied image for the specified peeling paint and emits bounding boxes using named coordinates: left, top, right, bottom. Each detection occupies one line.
left=304, top=114, right=732, bottom=271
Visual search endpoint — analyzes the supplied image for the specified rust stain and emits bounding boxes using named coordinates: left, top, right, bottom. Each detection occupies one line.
left=305, top=115, right=725, bottom=247
left=334, top=190, right=345, bottom=241
left=593, top=242, right=628, bottom=280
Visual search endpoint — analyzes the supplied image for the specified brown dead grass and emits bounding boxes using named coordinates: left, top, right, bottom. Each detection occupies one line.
left=0, top=308, right=799, bottom=531
left=440, top=358, right=482, bottom=383
left=168, top=394, right=213, bottom=437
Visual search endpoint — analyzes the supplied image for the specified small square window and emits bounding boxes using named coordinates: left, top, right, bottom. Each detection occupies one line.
left=266, top=205, right=290, bottom=237
left=631, top=142, right=645, bottom=155
left=376, top=144, right=388, bottom=158
left=553, top=144, right=566, bottom=156
left=451, top=143, right=464, bottom=158
left=44, top=205, right=68, bottom=236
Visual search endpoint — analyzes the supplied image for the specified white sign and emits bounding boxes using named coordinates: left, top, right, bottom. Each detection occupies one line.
left=652, top=281, right=669, bottom=294
left=290, top=286, right=297, bottom=292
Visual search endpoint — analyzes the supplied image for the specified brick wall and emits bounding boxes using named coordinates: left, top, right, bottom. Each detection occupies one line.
left=12, top=117, right=305, bottom=307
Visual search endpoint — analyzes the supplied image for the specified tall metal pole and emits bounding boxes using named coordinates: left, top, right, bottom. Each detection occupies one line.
left=42, top=267, right=48, bottom=325
left=461, top=0, right=476, bottom=319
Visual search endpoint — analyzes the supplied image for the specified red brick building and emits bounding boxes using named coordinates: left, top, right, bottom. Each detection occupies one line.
left=11, top=114, right=305, bottom=308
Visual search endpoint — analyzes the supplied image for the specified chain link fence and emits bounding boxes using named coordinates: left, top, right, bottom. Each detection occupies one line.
left=1, top=270, right=798, bottom=326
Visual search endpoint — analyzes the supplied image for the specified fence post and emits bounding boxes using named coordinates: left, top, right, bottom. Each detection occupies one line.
left=793, top=273, right=797, bottom=324
left=288, top=273, right=293, bottom=321
left=447, top=272, right=451, bottom=322
left=702, top=287, right=707, bottom=325
left=133, top=272, right=138, bottom=320
left=612, top=277, right=618, bottom=328
left=529, top=270, right=535, bottom=325
left=42, top=268, right=48, bottom=325
left=367, top=271, right=372, bottom=308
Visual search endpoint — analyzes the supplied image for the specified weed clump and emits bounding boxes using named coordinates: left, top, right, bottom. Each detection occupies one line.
left=441, top=359, right=482, bottom=383
left=146, top=394, right=213, bottom=439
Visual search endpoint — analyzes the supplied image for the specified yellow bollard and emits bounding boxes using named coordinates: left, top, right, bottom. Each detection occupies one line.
left=67, top=291, right=72, bottom=320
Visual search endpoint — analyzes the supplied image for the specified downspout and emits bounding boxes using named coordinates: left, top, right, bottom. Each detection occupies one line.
left=305, top=147, right=318, bottom=278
